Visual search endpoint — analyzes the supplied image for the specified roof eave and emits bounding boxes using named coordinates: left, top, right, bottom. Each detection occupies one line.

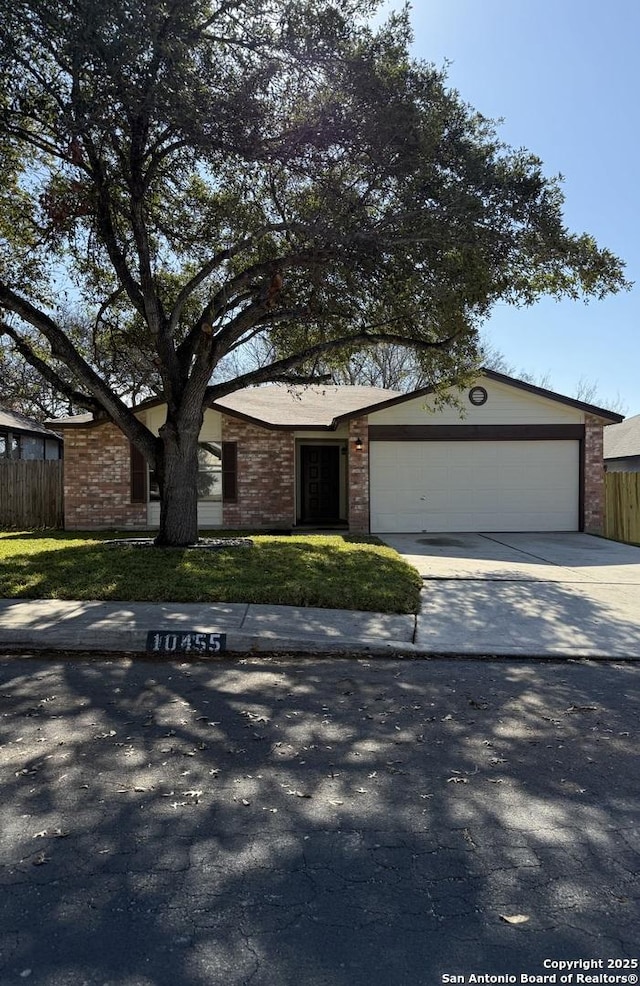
left=480, top=369, right=625, bottom=423
left=213, top=402, right=336, bottom=431
left=333, top=369, right=626, bottom=424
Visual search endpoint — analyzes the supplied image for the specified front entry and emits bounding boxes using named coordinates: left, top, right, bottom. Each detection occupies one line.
left=300, top=445, right=341, bottom=524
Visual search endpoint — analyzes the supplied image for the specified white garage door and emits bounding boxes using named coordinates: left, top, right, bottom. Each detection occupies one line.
left=370, top=441, right=580, bottom=533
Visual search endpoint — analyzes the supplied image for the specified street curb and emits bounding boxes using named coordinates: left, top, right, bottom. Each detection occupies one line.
left=0, top=629, right=421, bottom=657
left=1, top=630, right=639, bottom=662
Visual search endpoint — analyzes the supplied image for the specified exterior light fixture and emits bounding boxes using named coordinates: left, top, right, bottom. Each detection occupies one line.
left=354, top=437, right=363, bottom=451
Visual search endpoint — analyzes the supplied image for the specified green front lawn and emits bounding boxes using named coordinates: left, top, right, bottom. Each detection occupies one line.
left=0, top=531, right=422, bottom=614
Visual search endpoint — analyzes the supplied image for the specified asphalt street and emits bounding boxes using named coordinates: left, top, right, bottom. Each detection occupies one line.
left=0, top=652, right=638, bottom=986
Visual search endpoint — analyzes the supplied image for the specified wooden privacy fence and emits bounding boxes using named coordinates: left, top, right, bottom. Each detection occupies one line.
left=0, top=460, right=64, bottom=529
left=605, top=471, right=640, bottom=545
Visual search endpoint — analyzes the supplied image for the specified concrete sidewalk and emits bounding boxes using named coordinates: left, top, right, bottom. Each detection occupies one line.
left=1, top=585, right=640, bottom=658
left=0, top=598, right=418, bottom=656
left=2, top=525, right=640, bottom=661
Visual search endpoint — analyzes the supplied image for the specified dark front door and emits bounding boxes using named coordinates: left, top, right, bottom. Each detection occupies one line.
left=301, top=445, right=341, bottom=523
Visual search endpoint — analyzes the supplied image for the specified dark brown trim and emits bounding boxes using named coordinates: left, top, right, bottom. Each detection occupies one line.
left=368, top=424, right=586, bottom=441
left=605, top=454, right=640, bottom=464
left=130, top=443, right=147, bottom=503
left=335, top=369, right=624, bottom=425
left=217, top=406, right=334, bottom=431
left=480, top=369, right=624, bottom=423
left=46, top=364, right=625, bottom=436
left=221, top=441, right=237, bottom=502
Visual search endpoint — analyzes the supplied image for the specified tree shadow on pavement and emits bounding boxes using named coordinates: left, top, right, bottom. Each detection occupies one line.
left=420, top=575, right=640, bottom=657
left=0, top=653, right=638, bottom=986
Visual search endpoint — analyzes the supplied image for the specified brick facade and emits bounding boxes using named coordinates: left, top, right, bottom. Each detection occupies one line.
left=221, top=415, right=295, bottom=529
left=55, top=404, right=609, bottom=537
left=348, top=416, right=370, bottom=533
left=61, top=422, right=147, bottom=530
left=584, top=414, right=605, bottom=534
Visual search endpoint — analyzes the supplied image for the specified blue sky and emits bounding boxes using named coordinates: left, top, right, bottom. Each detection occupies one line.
left=390, top=1, right=639, bottom=415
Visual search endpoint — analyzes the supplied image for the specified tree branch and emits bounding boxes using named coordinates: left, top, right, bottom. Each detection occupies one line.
left=0, top=321, right=100, bottom=413
left=205, top=327, right=461, bottom=402
left=80, top=140, right=147, bottom=319
left=268, top=371, right=333, bottom=385
left=168, top=223, right=310, bottom=337
left=0, top=284, right=157, bottom=464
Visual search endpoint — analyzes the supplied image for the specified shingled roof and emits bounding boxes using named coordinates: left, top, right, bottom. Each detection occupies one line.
left=214, top=385, right=399, bottom=427
left=0, top=408, right=62, bottom=439
left=49, top=385, right=401, bottom=430
left=604, top=414, right=640, bottom=460
left=46, top=372, right=625, bottom=432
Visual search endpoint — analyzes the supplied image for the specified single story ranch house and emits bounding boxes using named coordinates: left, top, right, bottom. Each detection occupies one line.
left=49, top=369, right=623, bottom=535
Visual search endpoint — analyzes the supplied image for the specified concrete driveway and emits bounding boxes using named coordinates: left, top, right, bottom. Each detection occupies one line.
left=381, top=533, right=640, bottom=658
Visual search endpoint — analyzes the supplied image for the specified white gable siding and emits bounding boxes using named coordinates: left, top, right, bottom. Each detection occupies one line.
left=368, top=379, right=584, bottom=426
left=139, top=405, right=222, bottom=440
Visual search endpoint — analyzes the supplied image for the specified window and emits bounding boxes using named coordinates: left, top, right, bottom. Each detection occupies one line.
left=45, top=439, right=61, bottom=460
left=197, top=443, right=222, bottom=500
left=0, top=431, right=59, bottom=460
left=130, top=444, right=148, bottom=503
left=20, top=436, right=45, bottom=460
left=146, top=442, right=223, bottom=502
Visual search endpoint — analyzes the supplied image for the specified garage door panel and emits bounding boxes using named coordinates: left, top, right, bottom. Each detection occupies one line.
left=370, top=441, right=579, bottom=533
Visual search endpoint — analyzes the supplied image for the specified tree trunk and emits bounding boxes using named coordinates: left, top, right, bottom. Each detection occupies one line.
left=155, top=416, right=200, bottom=547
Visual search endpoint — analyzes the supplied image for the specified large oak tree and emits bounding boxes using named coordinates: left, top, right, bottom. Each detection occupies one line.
left=0, top=0, right=628, bottom=544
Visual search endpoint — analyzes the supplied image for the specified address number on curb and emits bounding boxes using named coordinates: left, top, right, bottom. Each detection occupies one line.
left=146, top=631, right=227, bottom=655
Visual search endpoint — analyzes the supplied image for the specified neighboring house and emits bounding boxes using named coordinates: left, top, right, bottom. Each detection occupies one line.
left=0, top=408, right=63, bottom=460
left=48, top=369, right=622, bottom=535
left=604, top=413, right=640, bottom=472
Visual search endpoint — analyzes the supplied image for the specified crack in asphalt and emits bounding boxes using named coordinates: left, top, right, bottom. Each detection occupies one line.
left=1, top=654, right=639, bottom=983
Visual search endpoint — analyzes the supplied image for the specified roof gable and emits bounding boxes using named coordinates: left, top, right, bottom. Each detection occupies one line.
left=354, top=369, right=624, bottom=425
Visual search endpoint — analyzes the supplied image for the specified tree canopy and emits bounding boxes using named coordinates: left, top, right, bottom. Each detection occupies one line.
left=0, top=0, right=629, bottom=543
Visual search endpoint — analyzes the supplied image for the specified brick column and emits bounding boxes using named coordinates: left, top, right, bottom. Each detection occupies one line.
left=583, top=414, right=605, bottom=534
left=221, top=415, right=295, bottom=529
left=347, top=415, right=369, bottom=533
